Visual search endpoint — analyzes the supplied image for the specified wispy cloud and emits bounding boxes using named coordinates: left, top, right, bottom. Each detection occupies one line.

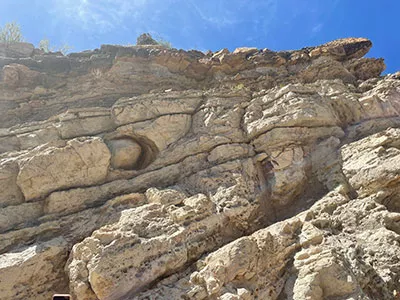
left=188, top=0, right=238, bottom=29
left=187, top=0, right=278, bottom=35
left=312, top=23, right=323, bottom=33
left=51, top=0, right=149, bottom=32
left=47, top=0, right=278, bottom=50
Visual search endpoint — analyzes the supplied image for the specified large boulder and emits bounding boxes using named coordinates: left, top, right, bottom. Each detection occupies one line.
left=0, top=238, right=68, bottom=300
left=0, top=42, right=34, bottom=58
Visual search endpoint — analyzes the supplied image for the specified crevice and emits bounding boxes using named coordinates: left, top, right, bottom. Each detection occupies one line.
left=114, top=111, right=196, bottom=127
left=249, top=124, right=343, bottom=142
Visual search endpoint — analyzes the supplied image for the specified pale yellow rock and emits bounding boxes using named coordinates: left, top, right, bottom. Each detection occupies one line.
left=232, top=47, right=258, bottom=56
left=131, top=191, right=400, bottom=299
left=112, top=92, right=203, bottom=125
left=293, top=249, right=357, bottom=300
left=118, top=114, right=192, bottom=151
left=107, top=138, right=142, bottom=169
left=299, top=222, right=324, bottom=247
left=16, top=137, right=111, bottom=200
left=243, top=83, right=340, bottom=138
left=360, top=78, right=400, bottom=119
left=342, top=128, right=400, bottom=196
left=0, top=159, right=24, bottom=206
left=66, top=163, right=261, bottom=299
left=43, top=183, right=128, bottom=215
left=208, top=144, right=254, bottom=164
left=145, top=187, right=186, bottom=206
left=67, top=203, right=189, bottom=299
left=0, top=237, right=68, bottom=300
left=0, top=201, right=43, bottom=232
left=57, top=108, right=115, bottom=139
left=17, top=126, right=60, bottom=150
left=169, top=193, right=213, bottom=223
left=44, top=188, right=91, bottom=215
left=0, top=38, right=399, bottom=300
left=270, top=147, right=303, bottom=170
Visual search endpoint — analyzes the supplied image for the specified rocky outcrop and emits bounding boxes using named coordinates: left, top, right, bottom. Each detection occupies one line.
left=0, top=38, right=399, bottom=300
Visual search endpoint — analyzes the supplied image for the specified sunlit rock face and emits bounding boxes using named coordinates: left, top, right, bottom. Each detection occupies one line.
left=0, top=38, right=400, bottom=300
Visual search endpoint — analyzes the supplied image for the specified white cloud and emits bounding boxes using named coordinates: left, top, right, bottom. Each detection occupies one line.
left=187, top=0, right=277, bottom=34
left=48, top=0, right=279, bottom=48
left=51, top=0, right=149, bottom=32
left=50, top=0, right=279, bottom=36
left=312, top=23, right=323, bottom=33
left=188, top=0, right=237, bottom=29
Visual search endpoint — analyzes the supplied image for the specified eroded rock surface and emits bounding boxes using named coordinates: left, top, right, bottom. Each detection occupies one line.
left=0, top=38, right=399, bottom=300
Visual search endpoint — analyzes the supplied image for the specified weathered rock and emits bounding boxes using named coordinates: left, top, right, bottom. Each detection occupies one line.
left=107, top=138, right=142, bottom=169
left=133, top=192, right=400, bottom=300
left=56, top=108, right=115, bottom=139
left=309, top=37, right=372, bottom=60
left=117, top=114, right=192, bottom=151
left=243, top=83, right=340, bottom=138
left=2, top=63, right=41, bottom=87
left=16, top=137, right=111, bottom=200
left=342, top=128, right=400, bottom=199
left=346, top=57, right=386, bottom=80
left=67, top=158, right=263, bottom=299
left=0, top=201, right=42, bottom=232
left=111, top=91, right=202, bottom=125
left=145, top=187, right=186, bottom=206
left=0, top=42, right=34, bottom=58
left=208, top=143, right=254, bottom=164
left=0, top=38, right=381, bottom=130
left=0, top=37, right=399, bottom=300
left=0, top=237, right=68, bottom=300
left=136, top=33, right=159, bottom=46
left=359, top=78, right=400, bottom=119
left=17, top=125, right=60, bottom=150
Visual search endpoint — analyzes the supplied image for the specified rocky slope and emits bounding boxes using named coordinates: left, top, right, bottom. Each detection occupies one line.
left=0, top=38, right=399, bottom=300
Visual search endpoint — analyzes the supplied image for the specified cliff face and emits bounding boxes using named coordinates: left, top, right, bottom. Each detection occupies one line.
left=0, top=38, right=399, bottom=300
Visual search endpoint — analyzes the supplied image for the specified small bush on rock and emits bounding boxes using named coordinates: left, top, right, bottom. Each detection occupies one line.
left=0, top=22, right=24, bottom=43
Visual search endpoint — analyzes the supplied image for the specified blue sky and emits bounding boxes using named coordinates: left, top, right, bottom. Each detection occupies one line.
left=1, top=0, right=399, bottom=73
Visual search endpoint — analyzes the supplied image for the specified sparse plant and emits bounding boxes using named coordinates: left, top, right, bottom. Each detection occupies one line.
left=136, top=33, right=172, bottom=48
left=38, top=39, right=50, bottom=52
left=155, top=37, right=172, bottom=49
left=58, top=43, right=72, bottom=55
left=233, top=83, right=245, bottom=91
left=90, top=68, right=104, bottom=79
left=0, top=22, right=24, bottom=43
left=39, top=38, right=72, bottom=55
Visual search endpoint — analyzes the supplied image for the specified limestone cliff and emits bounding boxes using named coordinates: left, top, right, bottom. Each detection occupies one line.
left=0, top=38, right=399, bottom=300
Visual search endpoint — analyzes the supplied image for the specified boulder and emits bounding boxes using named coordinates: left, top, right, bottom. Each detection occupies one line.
left=0, top=238, right=68, bottom=300
left=0, top=42, right=34, bottom=58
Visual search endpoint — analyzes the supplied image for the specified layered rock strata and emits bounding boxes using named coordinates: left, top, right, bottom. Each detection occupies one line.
left=0, top=38, right=399, bottom=300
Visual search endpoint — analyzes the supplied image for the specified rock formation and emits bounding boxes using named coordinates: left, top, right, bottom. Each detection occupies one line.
left=0, top=37, right=399, bottom=299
